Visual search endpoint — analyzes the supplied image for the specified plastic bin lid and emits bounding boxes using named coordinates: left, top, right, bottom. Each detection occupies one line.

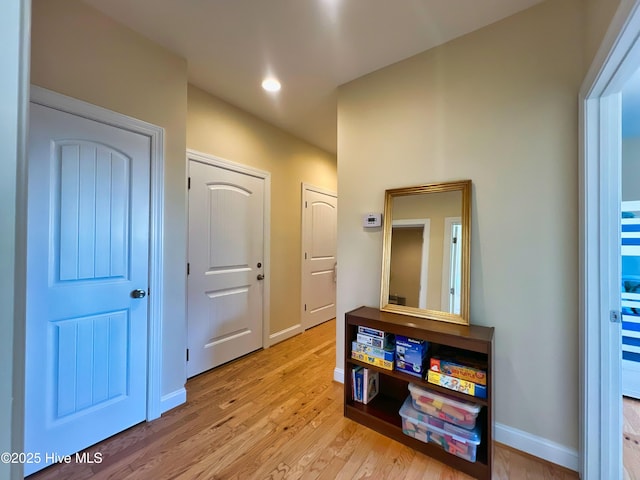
left=399, top=396, right=481, bottom=444
left=408, top=382, right=482, bottom=414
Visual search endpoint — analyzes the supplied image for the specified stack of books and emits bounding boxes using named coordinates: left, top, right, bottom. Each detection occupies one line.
left=351, top=366, right=379, bottom=404
left=351, top=326, right=395, bottom=370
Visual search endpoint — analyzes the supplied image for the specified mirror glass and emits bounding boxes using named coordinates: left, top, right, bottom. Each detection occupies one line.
left=380, top=180, right=471, bottom=325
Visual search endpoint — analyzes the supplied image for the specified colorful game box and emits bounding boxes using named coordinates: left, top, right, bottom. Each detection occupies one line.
left=357, top=326, right=386, bottom=339
left=352, top=341, right=395, bottom=362
left=429, top=357, right=487, bottom=386
left=427, top=370, right=487, bottom=399
left=395, top=335, right=429, bottom=378
left=351, top=350, right=394, bottom=370
left=356, top=332, right=394, bottom=349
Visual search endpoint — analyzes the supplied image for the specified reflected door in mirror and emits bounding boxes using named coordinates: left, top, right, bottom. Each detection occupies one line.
left=389, top=225, right=425, bottom=307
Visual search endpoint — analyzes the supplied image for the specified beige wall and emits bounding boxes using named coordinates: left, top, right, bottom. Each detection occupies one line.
left=586, top=0, right=621, bottom=67
left=337, top=0, right=584, bottom=450
left=187, top=85, right=337, bottom=334
left=30, top=0, right=188, bottom=399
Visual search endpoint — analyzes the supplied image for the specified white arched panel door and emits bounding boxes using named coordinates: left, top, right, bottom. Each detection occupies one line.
left=301, top=184, right=337, bottom=330
left=187, top=157, right=266, bottom=378
left=25, top=103, right=151, bottom=475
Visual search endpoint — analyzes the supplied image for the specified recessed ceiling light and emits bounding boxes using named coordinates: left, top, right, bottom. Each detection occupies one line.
left=262, top=78, right=281, bottom=92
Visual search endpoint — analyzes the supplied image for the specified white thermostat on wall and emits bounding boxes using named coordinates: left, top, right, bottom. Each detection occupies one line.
left=363, top=213, right=382, bottom=228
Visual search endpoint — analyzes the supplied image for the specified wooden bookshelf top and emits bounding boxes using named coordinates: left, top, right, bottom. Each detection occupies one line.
left=346, top=306, right=494, bottom=353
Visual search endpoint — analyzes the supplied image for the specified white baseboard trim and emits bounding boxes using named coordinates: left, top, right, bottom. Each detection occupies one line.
left=269, top=323, right=303, bottom=346
left=495, top=422, right=579, bottom=472
left=159, top=388, right=186, bottom=414
left=334, top=367, right=344, bottom=384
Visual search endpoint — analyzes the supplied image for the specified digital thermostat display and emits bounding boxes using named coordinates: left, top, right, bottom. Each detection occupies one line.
left=363, top=213, right=382, bottom=228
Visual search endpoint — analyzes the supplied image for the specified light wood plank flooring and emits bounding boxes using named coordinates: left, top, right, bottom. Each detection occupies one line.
left=29, top=319, right=577, bottom=480
left=625, top=396, right=640, bottom=480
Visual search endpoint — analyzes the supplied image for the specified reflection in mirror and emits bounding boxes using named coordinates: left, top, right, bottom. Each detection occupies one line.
left=443, top=216, right=462, bottom=314
left=380, top=181, right=471, bottom=325
left=389, top=219, right=429, bottom=308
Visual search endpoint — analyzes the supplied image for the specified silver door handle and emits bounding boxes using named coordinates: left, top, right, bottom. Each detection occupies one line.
left=257, top=274, right=265, bottom=280
left=131, top=289, right=146, bottom=299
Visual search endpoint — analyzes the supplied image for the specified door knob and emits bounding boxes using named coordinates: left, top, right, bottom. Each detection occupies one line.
left=257, top=274, right=265, bottom=281
left=131, top=289, right=147, bottom=299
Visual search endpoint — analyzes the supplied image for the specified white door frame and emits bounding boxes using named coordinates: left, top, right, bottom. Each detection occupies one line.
left=580, top=2, right=640, bottom=478
left=30, top=86, right=165, bottom=421
left=441, top=216, right=461, bottom=313
left=187, top=149, right=271, bottom=349
left=3, top=2, right=30, bottom=479
left=391, top=218, right=430, bottom=309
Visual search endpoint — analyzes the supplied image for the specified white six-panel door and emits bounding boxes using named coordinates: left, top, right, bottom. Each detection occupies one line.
left=187, top=158, right=265, bottom=378
left=25, top=103, right=151, bottom=474
left=301, top=184, right=337, bottom=330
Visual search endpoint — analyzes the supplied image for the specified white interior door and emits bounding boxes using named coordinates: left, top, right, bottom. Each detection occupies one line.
left=25, top=103, right=150, bottom=475
left=301, top=184, right=337, bottom=330
left=187, top=159, right=265, bottom=378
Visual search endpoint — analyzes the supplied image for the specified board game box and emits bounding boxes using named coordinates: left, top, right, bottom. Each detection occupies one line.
left=351, top=341, right=395, bottom=361
left=429, top=357, right=486, bottom=386
left=395, top=335, right=429, bottom=378
left=351, top=350, right=394, bottom=370
left=427, top=370, right=487, bottom=399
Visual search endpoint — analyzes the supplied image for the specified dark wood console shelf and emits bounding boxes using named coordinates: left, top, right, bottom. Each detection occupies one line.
left=344, top=306, right=494, bottom=480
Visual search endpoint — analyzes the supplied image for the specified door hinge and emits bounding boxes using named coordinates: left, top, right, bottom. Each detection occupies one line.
left=305, top=201, right=308, bottom=208
left=305, top=252, right=307, bottom=260
left=304, top=304, right=307, bottom=312
left=187, top=263, right=190, bottom=275
left=452, top=237, right=458, bottom=244
left=188, top=177, right=191, bottom=190
left=610, top=310, right=621, bottom=323
left=186, top=349, right=189, bottom=362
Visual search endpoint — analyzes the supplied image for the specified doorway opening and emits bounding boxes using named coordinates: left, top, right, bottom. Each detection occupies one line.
left=580, top=1, right=640, bottom=478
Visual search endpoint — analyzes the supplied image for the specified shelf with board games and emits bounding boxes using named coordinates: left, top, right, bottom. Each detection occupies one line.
left=349, top=355, right=489, bottom=408
left=344, top=306, right=494, bottom=480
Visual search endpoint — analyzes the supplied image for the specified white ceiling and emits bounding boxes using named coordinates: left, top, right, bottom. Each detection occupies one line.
left=83, top=0, right=545, bottom=153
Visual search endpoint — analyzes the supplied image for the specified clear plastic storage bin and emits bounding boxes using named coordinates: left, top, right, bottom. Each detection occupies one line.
left=399, top=396, right=481, bottom=462
left=408, top=383, right=482, bottom=429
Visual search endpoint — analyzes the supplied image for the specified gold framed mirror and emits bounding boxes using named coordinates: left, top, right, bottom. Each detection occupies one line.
left=380, top=180, right=471, bottom=325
